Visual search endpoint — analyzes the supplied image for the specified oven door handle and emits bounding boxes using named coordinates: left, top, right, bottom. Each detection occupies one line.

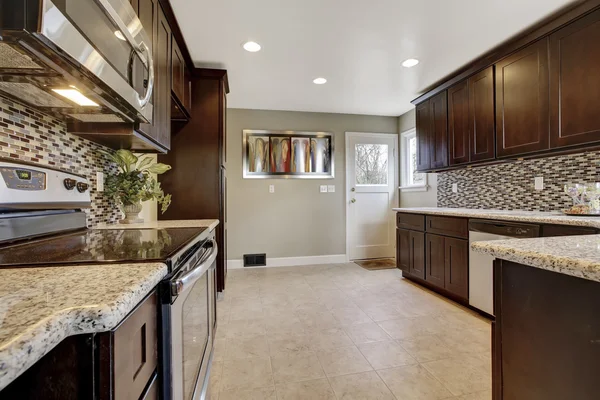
left=171, top=240, right=218, bottom=296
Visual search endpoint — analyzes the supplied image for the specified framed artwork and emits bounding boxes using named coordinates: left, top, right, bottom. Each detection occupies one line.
left=243, top=130, right=334, bottom=179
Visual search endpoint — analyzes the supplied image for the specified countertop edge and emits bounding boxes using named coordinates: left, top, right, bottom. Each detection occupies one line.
left=0, top=263, right=168, bottom=391
left=393, top=208, right=600, bottom=229
left=471, top=241, right=600, bottom=283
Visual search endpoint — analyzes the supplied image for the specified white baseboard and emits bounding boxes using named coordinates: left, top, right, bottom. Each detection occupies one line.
left=227, top=254, right=347, bottom=270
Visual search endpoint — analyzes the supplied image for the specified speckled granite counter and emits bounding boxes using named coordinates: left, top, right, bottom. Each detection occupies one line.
left=393, top=207, right=600, bottom=228
left=95, top=219, right=220, bottom=231
left=0, top=263, right=167, bottom=391
left=471, top=235, right=600, bottom=283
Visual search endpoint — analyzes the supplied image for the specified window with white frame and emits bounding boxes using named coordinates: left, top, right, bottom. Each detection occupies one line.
left=400, top=129, right=427, bottom=191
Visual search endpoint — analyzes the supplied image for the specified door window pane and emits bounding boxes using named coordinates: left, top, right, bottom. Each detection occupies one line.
left=355, top=144, right=388, bottom=185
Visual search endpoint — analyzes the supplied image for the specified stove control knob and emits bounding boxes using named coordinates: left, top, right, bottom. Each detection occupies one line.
left=76, top=182, right=89, bottom=193
left=64, top=178, right=77, bottom=190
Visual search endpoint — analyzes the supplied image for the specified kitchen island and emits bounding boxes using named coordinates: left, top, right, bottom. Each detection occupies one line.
left=471, top=236, right=600, bottom=400
left=0, top=262, right=167, bottom=393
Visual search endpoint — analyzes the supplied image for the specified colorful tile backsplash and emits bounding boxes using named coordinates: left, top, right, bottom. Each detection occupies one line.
left=437, top=151, right=600, bottom=211
left=0, top=96, right=120, bottom=226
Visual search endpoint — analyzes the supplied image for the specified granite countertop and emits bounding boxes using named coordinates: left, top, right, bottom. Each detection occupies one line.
left=95, top=219, right=220, bottom=231
left=0, top=263, right=168, bottom=391
left=393, top=207, right=600, bottom=228
left=471, top=235, right=600, bottom=283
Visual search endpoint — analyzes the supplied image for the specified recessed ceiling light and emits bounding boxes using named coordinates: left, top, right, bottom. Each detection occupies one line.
left=243, top=41, right=261, bottom=52
left=52, top=88, right=99, bottom=107
left=114, top=30, right=126, bottom=41
left=313, top=77, right=327, bottom=85
left=402, top=58, right=420, bottom=68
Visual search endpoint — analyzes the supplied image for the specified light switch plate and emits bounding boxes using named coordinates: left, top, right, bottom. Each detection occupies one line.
left=534, top=177, right=544, bottom=190
left=320, top=185, right=328, bottom=193
left=269, top=185, right=275, bottom=193
left=327, top=185, right=335, bottom=193
left=96, top=172, right=104, bottom=192
left=452, top=183, right=458, bottom=193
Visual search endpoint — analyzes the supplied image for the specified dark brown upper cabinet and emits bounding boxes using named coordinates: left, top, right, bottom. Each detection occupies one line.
left=495, top=39, right=550, bottom=158
left=415, top=101, right=431, bottom=171
left=469, top=66, right=496, bottom=162
left=171, top=39, right=192, bottom=119
left=415, top=91, right=448, bottom=171
left=130, top=0, right=171, bottom=151
left=448, top=80, right=470, bottom=165
left=430, top=91, right=449, bottom=169
left=549, top=9, right=600, bottom=149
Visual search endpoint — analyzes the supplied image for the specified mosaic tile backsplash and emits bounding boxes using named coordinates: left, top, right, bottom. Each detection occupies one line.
left=0, top=96, right=120, bottom=226
left=437, top=151, right=600, bottom=211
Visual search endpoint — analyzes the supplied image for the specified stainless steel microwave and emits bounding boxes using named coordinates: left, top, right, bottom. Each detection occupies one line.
left=0, top=0, right=154, bottom=125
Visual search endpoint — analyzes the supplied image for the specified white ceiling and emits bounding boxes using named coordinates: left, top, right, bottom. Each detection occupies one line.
left=171, top=0, right=577, bottom=116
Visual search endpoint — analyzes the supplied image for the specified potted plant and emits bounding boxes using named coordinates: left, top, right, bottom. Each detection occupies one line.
left=103, top=149, right=172, bottom=224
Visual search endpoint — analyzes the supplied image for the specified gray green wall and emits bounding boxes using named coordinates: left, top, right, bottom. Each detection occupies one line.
left=397, top=108, right=438, bottom=207
left=226, top=108, right=398, bottom=260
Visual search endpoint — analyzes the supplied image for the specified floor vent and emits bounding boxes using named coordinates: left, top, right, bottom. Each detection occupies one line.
left=243, top=253, right=266, bottom=267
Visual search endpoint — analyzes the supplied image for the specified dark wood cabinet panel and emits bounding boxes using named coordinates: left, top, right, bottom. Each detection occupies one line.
left=426, top=216, right=469, bottom=239
left=171, top=40, right=184, bottom=104
left=397, top=213, right=425, bottom=231
left=469, top=66, right=496, bottom=162
left=425, top=234, right=445, bottom=288
left=415, top=101, right=431, bottom=171
left=550, top=9, right=600, bottom=149
left=495, top=260, right=600, bottom=399
left=154, top=8, right=172, bottom=149
left=397, top=228, right=410, bottom=273
left=495, top=39, right=550, bottom=158
left=444, top=237, right=469, bottom=299
left=410, top=231, right=426, bottom=280
left=448, top=81, right=470, bottom=166
left=110, top=291, right=158, bottom=400
left=430, top=91, right=448, bottom=169
left=130, top=0, right=171, bottom=150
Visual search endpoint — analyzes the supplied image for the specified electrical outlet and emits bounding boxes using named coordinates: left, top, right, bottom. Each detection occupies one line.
left=269, top=185, right=275, bottom=193
left=452, top=183, right=458, bottom=193
left=534, top=177, right=544, bottom=190
left=320, top=185, right=328, bottom=193
left=327, top=185, right=335, bottom=193
left=96, top=172, right=104, bottom=192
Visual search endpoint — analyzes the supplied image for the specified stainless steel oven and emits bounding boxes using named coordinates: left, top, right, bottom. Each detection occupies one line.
left=162, top=232, right=218, bottom=400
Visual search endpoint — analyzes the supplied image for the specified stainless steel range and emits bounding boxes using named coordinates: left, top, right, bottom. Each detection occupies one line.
left=0, top=160, right=217, bottom=400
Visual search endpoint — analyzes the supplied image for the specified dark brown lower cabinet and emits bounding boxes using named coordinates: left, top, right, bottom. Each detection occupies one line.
left=444, top=237, right=469, bottom=299
left=494, top=260, right=600, bottom=399
left=397, top=228, right=410, bottom=272
left=396, top=228, right=425, bottom=279
left=425, top=234, right=446, bottom=287
left=424, top=233, right=469, bottom=301
left=2, top=291, right=159, bottom=400
left=409, top=231, right=426, bottom=279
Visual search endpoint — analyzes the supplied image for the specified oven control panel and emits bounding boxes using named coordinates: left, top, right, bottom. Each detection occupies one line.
left=0, top=161, right=91, bottom=209
left=0, top=167, right=47, bottom=191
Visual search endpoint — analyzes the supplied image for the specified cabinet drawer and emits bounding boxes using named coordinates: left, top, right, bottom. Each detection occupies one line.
left=113, top=291, right=158, bottom=400
left=397, top=213, right=425, bottom=231
left=426, top=216, right=468, bottom=238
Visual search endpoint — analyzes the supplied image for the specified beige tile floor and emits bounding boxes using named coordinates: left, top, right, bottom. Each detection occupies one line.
left=208, top=263, right=492, bottom=400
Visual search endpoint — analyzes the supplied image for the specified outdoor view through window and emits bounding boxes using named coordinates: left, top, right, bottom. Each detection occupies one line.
left=355, top=144, right=388, bottom=185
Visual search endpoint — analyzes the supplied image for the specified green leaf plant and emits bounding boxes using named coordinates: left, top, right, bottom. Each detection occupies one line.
left=102, top=149, right=172, bottom=214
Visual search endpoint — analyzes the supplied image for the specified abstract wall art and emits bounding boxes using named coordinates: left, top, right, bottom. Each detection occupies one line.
left=243, top=130, right=334, bottom=179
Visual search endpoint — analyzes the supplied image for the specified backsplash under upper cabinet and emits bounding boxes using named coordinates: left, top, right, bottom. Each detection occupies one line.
left=0, top=96, right=120, bottom=226
left=437, top=150, right=600, bottom=211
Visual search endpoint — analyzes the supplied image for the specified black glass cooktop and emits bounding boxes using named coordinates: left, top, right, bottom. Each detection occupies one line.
left=0, top=227, right=207, bottom=268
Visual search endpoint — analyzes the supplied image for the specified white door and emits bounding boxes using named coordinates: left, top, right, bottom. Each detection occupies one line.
left=346, top=132, right=398, bottom=261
